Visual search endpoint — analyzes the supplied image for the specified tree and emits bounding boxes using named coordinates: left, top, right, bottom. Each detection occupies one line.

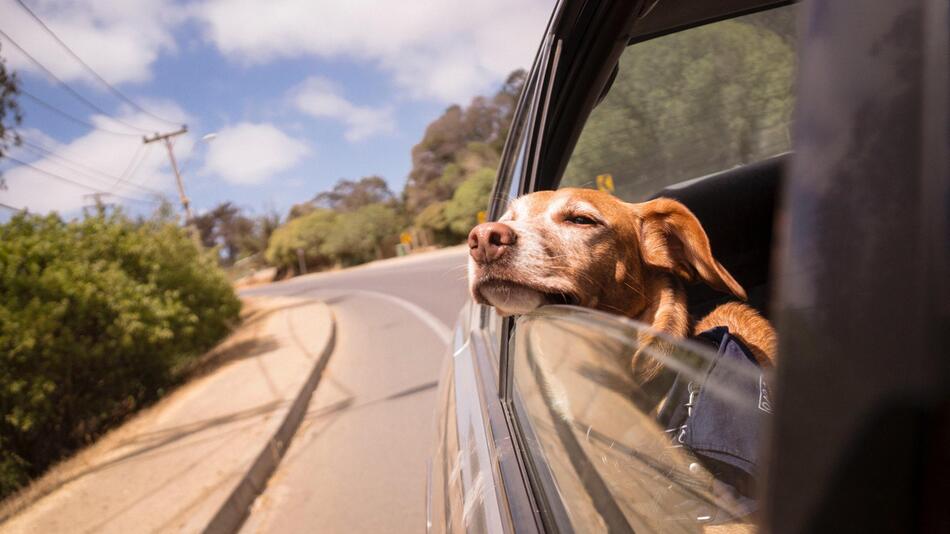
left=561, top=13, right=795, bottom=201
left=312, top=175, right=395, bottom=212
left=443, top=169, right=496, bottom=236
left=489, top=69, right=527, bottom=154
left=321, top=203, right=403, bottom=266
left=402, top=70, right=525, bottom=214
left=414, top=200, right=454, bottom=246
left=241, top=210, right=281, bottom=259
left=0, top=44, right=23, bottom=190
left=265, top=209, right=338, bottom=274
left=192, top=202, right=254, bottom=265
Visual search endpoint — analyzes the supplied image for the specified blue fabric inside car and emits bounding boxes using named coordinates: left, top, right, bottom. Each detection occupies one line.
left=657, top=326, right=770, bottom=524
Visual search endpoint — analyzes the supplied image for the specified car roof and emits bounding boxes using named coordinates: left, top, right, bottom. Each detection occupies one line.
left=628, top=0, right=794, bottom=44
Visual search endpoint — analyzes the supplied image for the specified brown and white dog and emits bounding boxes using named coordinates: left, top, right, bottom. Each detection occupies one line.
left=467, top=187, right=776, bottom=383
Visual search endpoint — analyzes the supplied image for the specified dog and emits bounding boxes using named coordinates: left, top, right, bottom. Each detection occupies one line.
left=467, top=187, right=776, bottom=382
left=468, top=187, right=774, bottom=533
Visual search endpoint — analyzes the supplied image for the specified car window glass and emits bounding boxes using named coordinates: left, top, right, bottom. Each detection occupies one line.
left=511, top=306, right=772, bottom=532
left=490, top=67, right=537, bottom=221
left=560, top=7, right=797, bottom=200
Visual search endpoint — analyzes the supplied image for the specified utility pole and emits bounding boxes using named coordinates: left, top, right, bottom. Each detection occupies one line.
left=296, top=247, right=308, bottom=275
left=143, top=126, right=191, bottom=221
left=83, top=192, right=113, bottom=214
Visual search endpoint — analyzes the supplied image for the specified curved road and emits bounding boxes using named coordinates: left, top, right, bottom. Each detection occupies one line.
left=238, top=247, right=469, bottom=533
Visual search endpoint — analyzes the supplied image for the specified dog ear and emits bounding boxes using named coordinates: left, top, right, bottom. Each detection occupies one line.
left=631, top=198, right=747, bottom=300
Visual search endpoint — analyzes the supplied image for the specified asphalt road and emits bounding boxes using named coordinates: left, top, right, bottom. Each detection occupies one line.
left=238, top=246, right=470, bottom=533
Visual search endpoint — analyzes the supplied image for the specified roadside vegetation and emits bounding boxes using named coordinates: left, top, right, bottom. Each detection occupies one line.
left=0, top=207, right=240, bottom=498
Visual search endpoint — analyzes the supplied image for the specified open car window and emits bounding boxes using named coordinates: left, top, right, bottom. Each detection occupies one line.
left=560, top=6, right=797, bottom=201
left=512, top=306, right=772, bottom=532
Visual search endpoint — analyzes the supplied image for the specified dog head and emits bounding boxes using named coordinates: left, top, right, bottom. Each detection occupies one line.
left=467, top=188, right=745, bottom=317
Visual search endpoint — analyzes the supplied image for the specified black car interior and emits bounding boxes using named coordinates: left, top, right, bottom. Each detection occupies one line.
left=649, top=153, right=785, bottom=320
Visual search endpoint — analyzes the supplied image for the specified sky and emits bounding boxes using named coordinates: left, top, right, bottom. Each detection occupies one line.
left=0, top=0, right=551, bottom=220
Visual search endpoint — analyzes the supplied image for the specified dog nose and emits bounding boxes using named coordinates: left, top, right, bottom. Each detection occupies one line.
left=468, top=222, right=516, bottom=264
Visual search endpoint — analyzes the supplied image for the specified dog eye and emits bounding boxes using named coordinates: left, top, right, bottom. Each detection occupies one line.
left=566, top=215, right=598, bottom=226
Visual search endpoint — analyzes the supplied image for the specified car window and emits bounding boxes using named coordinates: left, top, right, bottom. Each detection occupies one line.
left=511, top=306, right=772, bottom=532
left=560, top=6, right=797, bottom=201
left=489, top=61, right=539, bottom=221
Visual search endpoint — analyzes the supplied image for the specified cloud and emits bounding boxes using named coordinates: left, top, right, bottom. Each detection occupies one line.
left=1, top=0, right=548, bottom=105
left=0, top=102, right=192, bottom=215
left=289, top=77, right=394, bottom=142
left=199, top=122, right=309, bottom=185
left=0, top=0, right=179, bottom=86
left=193, top=0, right=550, bottom=103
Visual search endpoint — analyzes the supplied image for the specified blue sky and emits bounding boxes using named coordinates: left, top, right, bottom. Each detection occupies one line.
left=0, top=0, right=550, bottom=219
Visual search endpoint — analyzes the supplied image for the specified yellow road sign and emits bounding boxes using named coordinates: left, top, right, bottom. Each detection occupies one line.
left=476, top=210, right=487, bottom=224
left=400, top=231, right=413, bottom=245
left=596, top=173, right=615, bottom=193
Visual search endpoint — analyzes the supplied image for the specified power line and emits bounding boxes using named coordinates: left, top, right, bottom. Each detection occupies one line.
left=0, top=27, right=153, bottom=134
left=20, top=137, right=123, bottom=177
left=110, top=143, right=154, bottom=192
left=17, top=137, right=162, bottom=195
left=0, top=201, right=27, bottom=212
left=110, top=143, right=145, bottom=189
left=18, top=142, right=161, bottom=196
left=19, top=88, right=142, bottom=137
left=12, top=0, right=182, bottom=128
left=4, top=155, right=157, bottom=204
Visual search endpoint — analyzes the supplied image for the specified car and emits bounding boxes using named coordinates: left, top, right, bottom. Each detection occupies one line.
left=428, top=0, right=949, bottom=533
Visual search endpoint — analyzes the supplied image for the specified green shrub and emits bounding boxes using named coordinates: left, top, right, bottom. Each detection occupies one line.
left=0, top=211, right=240, bottom=498
left=321, top=203, right=403, bottom=266
left=413, top=201, right=456, bottom=246
left=265, top=209, right=338, bottom=274
left=443, top=168, right=496, bottom=236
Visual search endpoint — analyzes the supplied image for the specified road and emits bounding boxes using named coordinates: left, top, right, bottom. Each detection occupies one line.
left=238, top=246, right=470, bottom=533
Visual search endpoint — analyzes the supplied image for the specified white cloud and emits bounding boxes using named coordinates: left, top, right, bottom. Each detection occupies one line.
left=199, top=122, right=309, bottom=185
left=1, top=0, right=549, bottom=105
left=193, top=0, right=551, bottom=103
left=0, top=0, right=179, bottom=86
left=0, top=102, right=192, bottom=215
left=290, top=77, right=394, bottom=142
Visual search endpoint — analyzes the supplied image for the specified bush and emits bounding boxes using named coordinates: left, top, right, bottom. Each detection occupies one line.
left=0, top=210, right=240, bottom=498
left=414, top=201, right=456, bottom=246
left=265, top=209, right=338, bottom=274
left=321, top=203, right=403, bottom=266
left=443, top=168, right=496, bottom=237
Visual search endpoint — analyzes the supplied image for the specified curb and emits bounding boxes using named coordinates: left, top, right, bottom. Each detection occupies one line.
left=203, top=306, right=338, bottom=534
